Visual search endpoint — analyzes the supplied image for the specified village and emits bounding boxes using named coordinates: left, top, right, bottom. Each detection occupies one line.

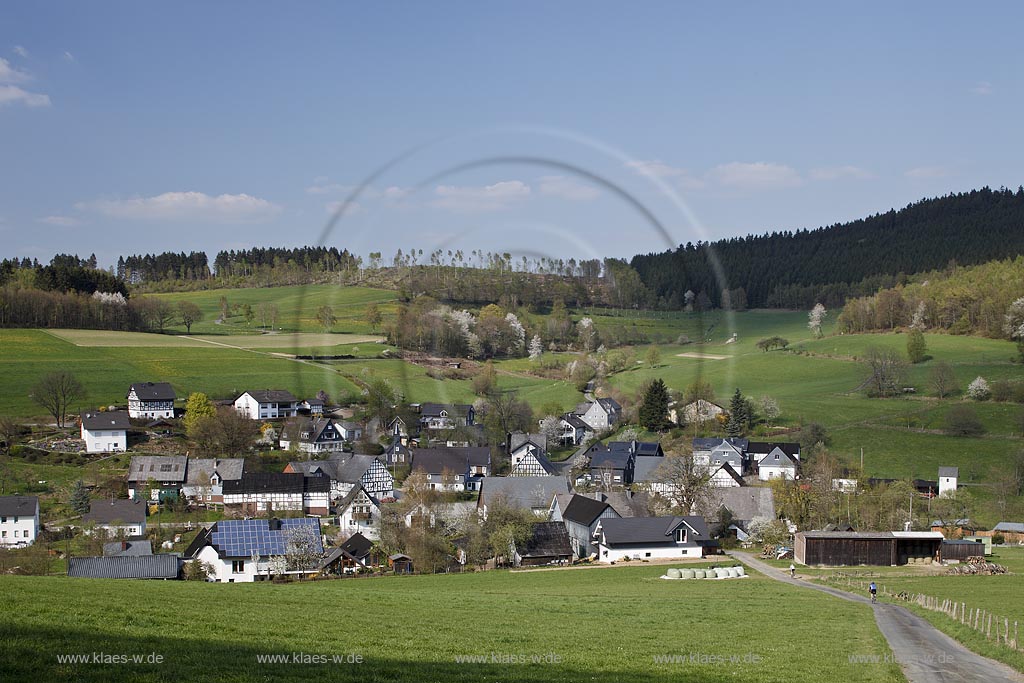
left=2, top=378, right=1015, bottom=583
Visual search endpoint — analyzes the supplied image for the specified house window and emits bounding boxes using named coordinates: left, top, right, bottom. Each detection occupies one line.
left=675, top=528, right=687, bottom=543
left=645, top=552, right=651, bottom=558
left=232, top=560, right=245, bottom=573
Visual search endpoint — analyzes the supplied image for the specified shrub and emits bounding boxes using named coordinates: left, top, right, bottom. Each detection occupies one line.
left=944, top=405, right=986, bottom=437
left=966, top=376, right=991, bottom=401
left=993, top=534, right=1005, bottom=545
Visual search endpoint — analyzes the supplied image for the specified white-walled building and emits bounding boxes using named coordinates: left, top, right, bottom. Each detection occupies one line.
left=595, top=515, right=715, bottom=562
left=939, top=467, right=959, bottom=497
left=234, top=390, right=299, bottom=420
left=185, top=517, right=323, bottom=583
left=80, top=410, right=130, bottom=453
left=0, top=496, right=39, bottom=547
left=82, top=499, right=147, bottom=537
left=126, top=382, right=176, bottom=419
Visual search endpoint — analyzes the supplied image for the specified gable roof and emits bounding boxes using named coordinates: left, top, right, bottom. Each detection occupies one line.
left=595, top=397, right=621, bottom=413
left=510, top=432, right=546, bottom=452
left=562, top=494, right=615, bottom=526
left=560, top=413, right=591, bottom=430
left=339, top=532, right=373, bottom=559
left=336, top=484, right=380, bottom=511
left=993, top=522, right=1024, bottom=533
left=335, top=455, right=385, bottom=484
left=632, top=455, right=667, bottom=483
left=479, top=476, right=570, bottom=510
left=0, top=495, right=38, bottom=517
left=519, top=522, right=572, bottom=559
left=747, top=441, right=800, bottom=457
left=599, top=516, right=710, bottom=545
left=692, top=437, right=748, bottom=452
left=82, top=499, right=147, bottom=525
left=712, top=462, right=745, bottom=485
left=419, top=402, right=472, bottom=418
left=185, top=458, right=245, bottom=485
left=284, top=418, right=341, bottom=443
left=80, top=410, right=132, bottom=431
left=240, top=389, right=298, bottom=404
left=590, top=450, right=632, bottom=471
left=223, top=472, right=330, bottom=495
left=128, top=382, right=176, bottom=401
left=128, top=455, right=188, bottom=483
left=68, top=555, right=180, bottom=579
left=103, top=539, right=153, bottom=556
left=757, top=447, right=799, bottom=469
left=705, top=487, right=775, bottom=522
left=412, top=447, right=490, bottom=475
left=202, top=517, right=324, bottom=558
left=510, top=450, right=557, bottom=476
left=938, top=466, right=959, bottom=478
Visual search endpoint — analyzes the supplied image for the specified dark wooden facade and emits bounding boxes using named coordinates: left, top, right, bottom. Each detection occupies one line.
left=941, top=540, right=985, bottom=562
left=796, top=531, right=943, bottom=566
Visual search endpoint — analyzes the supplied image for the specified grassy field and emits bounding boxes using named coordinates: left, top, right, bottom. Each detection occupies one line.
left=0, top=562, right=903, bottom=683
left=149, top=284, right=399, bottom=335
left=47, top=329, right=385, bottom=349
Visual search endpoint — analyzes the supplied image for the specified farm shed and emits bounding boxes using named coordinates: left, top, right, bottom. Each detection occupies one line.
left=941, top=539, right=985, bottom=562
left=795, top=531, right=943, bottom=566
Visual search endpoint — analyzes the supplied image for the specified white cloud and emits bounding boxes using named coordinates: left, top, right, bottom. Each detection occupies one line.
left=625, top=160, right=706, bottom=190
left=36, top=215, right=83, bottom=227
left=325, top=200, right=365, bottom=216
left=13, top=46, right=29, bottom=59
left=905, top=165, right=950, bottom=180
left=430, top=180, right=531, bottom=212
left=971, top=81, right=993, bottom=96
left=0, top=84, right=50, bottom=107
left=707, top=162, right=802, bottom=189
left=63, top=51, right=75, bottom=62
left=809, top=165, right=874, bottom=181
left=77, top=191, right=282, bottom=223
left=305, top=179, right=351, bottom=195
left=537, top=175, right=600, bottom=201
left=0, top=57, right=31, bottom=83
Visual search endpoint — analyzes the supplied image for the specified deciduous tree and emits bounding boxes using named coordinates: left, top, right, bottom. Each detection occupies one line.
left=30, top=370, right=85, bottom=428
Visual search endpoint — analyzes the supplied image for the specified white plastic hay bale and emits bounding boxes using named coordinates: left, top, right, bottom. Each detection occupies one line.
left=667, top=568, right=682, bottom=579
left=693, top=569, right=706, bottom=579
left=681, top=569, right=695, bottom=579
left=727, top=568, right=739, bottom=578
left=734, top=566, right=745, bottom=576
left=715, top=568, right=729, bottom=579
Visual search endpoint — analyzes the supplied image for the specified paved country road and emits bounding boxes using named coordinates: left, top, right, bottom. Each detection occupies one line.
left=730, top=551, right=1023, bottom=683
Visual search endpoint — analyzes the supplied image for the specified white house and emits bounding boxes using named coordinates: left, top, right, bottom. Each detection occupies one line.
left=571, top=398, right=622, bottom=432
left=286, top=454, right=394, bottom=501
left=180, top=457, right=245, bottom=507
left=126, top=382, right=176, bottom=419
left=0, top=496, right=39, bottom=547
left=938, top=467, right=959, bottom=497
left=80, top=409, right=130, bottom=453
left=279, top=418, right=346, bottom=454
left=693, top=437, right=749, bottom=476
left=710, top=462, right=745, bottom=488
left=412, top=447, right=491, bottom=492
left=336, top=485, right=382, bottom=540
left=509, top=434, right=557, bottom=477
left=186, top=517, right=323, bottom=583
left=82, top=499, right=147, bottom=537
left=127, top=455, right=188, bottom=501
left=234, top=390, right=299, bottom=420
left=222, top=473, right=331, bottom=516
left=756, top=446, right=800, bottom=481
left=551, top=494, right=620, bottom=560
left=595, top=515, right=715, bottom=562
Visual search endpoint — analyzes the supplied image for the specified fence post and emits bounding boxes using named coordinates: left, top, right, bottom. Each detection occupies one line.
left=987, top=614, right=992, bottom=639
left=961, top=603, right=966, bottom=625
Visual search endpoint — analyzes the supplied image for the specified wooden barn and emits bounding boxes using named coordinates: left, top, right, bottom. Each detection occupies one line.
left=940, top=539, right=985, bottom=562
left=795, top=531, right=944, bottom=566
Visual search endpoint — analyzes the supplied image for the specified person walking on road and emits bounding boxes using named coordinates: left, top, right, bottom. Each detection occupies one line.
left=789, top=563, right=796, bottom=578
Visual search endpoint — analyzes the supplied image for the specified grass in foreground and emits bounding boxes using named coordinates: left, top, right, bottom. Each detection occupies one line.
left=0, top=563, right=902, bottom=683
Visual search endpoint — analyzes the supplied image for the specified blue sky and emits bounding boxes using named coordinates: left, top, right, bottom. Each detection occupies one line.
left=1, top=2, right=1021, bottom=269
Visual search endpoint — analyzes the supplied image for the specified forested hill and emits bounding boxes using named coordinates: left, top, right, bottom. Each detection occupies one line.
left=630, top=186, right=1024, bottom=310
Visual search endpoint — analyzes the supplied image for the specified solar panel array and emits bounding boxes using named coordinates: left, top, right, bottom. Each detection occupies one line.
left=211, top=518, right=322, bottom=558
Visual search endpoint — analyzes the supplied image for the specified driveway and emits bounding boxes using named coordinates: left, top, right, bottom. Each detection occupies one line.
left=731, top=551, right=1024, bottom=683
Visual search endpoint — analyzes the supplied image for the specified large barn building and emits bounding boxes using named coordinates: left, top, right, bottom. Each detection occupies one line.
left=795, top=531, right=944, bottom=566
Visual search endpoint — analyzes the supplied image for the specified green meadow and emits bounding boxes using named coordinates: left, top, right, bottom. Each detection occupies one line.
left=0, top=563, right=902, bottom=683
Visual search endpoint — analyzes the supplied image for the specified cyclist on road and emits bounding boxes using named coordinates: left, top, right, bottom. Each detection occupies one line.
left=869, top=582, right=877, bottom=603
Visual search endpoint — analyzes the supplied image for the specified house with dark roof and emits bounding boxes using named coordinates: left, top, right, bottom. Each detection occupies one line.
left=127, top=455, right=188, bottom=501
left=185, top=517, right=324, bottom=582
left=234, top=389, right=299, bottom=420
left=384, top=441, right=411, bottom=466
left=513, top=522, right=572, bottom=566
left=285, top=454, right=394, bottom=501
left=222, top=472, right=331, bottom=516
left=674, top=399, right=725, bottom=425
left=126, top=382, right=176, bottom=419
left=318, top=532, right=380, bottom=575
left=509, top=435, right=557, bottom=477
left=103, top=539, right=153, bottom=556
left=279, top=418, right=347, bottom=454
left=0, top=495, right=39, bottom=547
left=336, top=484, right=381, bottom=540
left=181, top=457, right=246, bottom=507
left=299, top=398, right=325, bottom=416
left=747, top=442, right=801, bottom=481
left=477, top=476, right=570, bottom=518
left=553, top=412, right=593, bottom=446
left=82, top=499, right=147, bottom=537
left=412, top=447, right=491, bottom=491
left=710, top=462, right=745, bottom=487
left=571, top=398, right=622, bottom=432
left=80, top=409, right=131, bottom=453
left=596, top=515, right=716, bottom=562
left=68, top=555, right=180, bottom=580
left=551, top=494, right=621, bottom=560
left=938, top=467, right=959, bottom=497
left=693, top=437, right=750, bottom=476
left=417, top=403, right=475, bottom=431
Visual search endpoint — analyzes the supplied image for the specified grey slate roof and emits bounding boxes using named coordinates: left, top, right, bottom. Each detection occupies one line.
left=68, top=555, right=180, bottom=579
left=938, top=467, right=959, bottom=478
left=599, top=491, right=651, bottom=518
left=241, top=389, right=298, bottom=404
left=82, top=499, right=147, bottom=525
left=80, top=410, right=132, bottom=431
left=747, top=441, right=800, bottom=457
left=993, top=522, right=1024, bottom=533
left=519, top=522, right=572, bottom=559
left=185, top=458, right=246, bottom=485
left=128, top=382, right=176, bottom=401
left=283, top=418, right=341, bottom=444
left=335, top=455, right=385, bottom=484
left=693, top=437, right=748, bottom=452
left=413, top=447, right=490, bottom=475
left=103, top=539, right=153, bottom=556
left=599, top=516, right=710, bottom=545
left=0, top=495, right=38, bottom=517
left=419, top=402, right=472, bottom=418
left=223, top=472, right=330, bottom=495
left=704, top=487, right=775, bottom=522
left=128, top=455, right=188, bottom=483
left=562, top=495, right=614, bottom=526
left=479, top=476, right=570, bottom=511
left=757, top=447, right=799, bottom=469
left=561, top=413, right=591, bottom=430
left=608, top=440, right=663, bottom=457
left=632, top=455, right=666, bottom=483
left=590, top=450, right=631, bottom=471
left=510, top=433, right=546, bottom=452
left=340, top=532, right=373, bottom=559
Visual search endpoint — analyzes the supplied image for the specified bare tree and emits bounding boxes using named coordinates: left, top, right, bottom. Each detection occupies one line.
left=30, top=371, right=85, bottom=427
left=929, top=361, right=956, bottom=398
left=177, top=301, right=203, bottom=334
left=861, top=346, right=906, bottom=398
left=651, top=450, right=713, bottom=515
